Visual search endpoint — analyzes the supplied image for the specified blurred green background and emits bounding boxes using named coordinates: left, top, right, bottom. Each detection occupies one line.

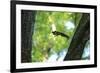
left=31, top=11, right=89, bottom=62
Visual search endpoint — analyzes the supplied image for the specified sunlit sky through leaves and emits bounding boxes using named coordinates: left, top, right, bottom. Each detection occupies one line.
left=65, top=21, right=75, bottom=30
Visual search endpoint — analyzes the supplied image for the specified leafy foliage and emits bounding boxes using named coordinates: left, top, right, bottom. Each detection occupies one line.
left=31, top=11, right=82, bottom=62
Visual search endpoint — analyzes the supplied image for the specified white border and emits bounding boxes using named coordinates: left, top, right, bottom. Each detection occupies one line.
left=16, top=4, right=94, bottom=69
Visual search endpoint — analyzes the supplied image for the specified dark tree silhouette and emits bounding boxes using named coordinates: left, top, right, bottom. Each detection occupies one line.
left=64, top=13, right=90, bottom=60
left=21, top=10, right=36, bottom=63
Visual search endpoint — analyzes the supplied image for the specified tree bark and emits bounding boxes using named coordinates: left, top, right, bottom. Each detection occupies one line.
left=64, top=13, right=90, bottom=60
left=21, top=10, right=36, bottom=63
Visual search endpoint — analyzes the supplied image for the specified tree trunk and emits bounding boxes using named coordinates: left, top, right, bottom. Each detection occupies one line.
left=64, top=13, right=90, bottom=60
left=21, top=10, right=36, bottom=63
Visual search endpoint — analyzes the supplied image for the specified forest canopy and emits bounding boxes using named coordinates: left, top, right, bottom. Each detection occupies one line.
left=21, top=10, right=90, bottom=63
left=31, top=11, right=84, bottom=62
